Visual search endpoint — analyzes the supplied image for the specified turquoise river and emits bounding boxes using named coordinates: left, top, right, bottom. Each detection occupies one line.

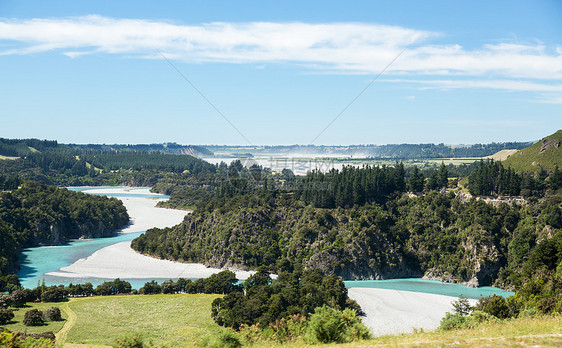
left=17, top=187, right=514, bottom=299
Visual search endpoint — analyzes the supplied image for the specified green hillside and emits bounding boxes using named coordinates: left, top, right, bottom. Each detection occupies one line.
left=503, top=130, right=562, bottom=172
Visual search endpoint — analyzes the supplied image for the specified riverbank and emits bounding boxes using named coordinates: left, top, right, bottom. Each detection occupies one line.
left=347, top=288, right=478, bottom=336
left=45, top=187, right=254, bottom=281
left=48, top=240, right=255, bottom=280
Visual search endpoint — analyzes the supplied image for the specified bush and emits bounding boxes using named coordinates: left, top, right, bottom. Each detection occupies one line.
left=237, top=323, right=262, bottom=344
left=475, top=295, right=512, bottom=319
left=439, top=312, right=467, bottom=330
left=537, top=296, right=560, bottom=314
left=0, top=308, right=14, bottom=325
left=23, top=309, right=44, bottom=326
left=201, top=330, right=242, bottom=348
left=114, top=333, right=145, bottom=348
left=43, top=306, right=62, bottom=321
left=439, top=310, right=495, bottom=330
left=268, top=314, right=307, bottom=342
left=305, top=306, right=371, bottom=344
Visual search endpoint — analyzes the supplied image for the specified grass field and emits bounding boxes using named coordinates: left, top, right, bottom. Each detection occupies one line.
left=5, top=295, right=560, bottom=347
left=2, top=302, right=68, bottom=334
left=339, top=315, right=562, bottom=347
left=62, top=294, right=223, bottom=347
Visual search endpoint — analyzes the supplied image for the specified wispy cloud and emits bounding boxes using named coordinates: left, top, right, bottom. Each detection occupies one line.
left=384, top=78, right=562, bottom=103
left=1, top=15, right=561, bottom=94
left=385, top=79, right=562, bottom=93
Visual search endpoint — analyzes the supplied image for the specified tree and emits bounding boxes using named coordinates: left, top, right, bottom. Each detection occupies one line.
left=437, top=162, right=449, bottom=189
left=475, top=295, right=511, bottom=319
left=452, top=295, right=472, bottom=316
left=23, top=309, right=44, bottom=326
left=0, top=308, right=14, bottom=325
left=408, top=166, right=425, bottom=192
left=139, top=280, right=162, bottom=294
left=549, top=166, right=562, bottom=190
left=43, top=306, right=62, bottom=321
left=161, top=280, right=178, bottom=294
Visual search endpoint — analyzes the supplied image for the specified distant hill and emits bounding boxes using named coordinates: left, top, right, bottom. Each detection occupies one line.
left=503, top=130, right=562, bottom=172
left=69, top=143, right=214, bottom=157
left=206, top=142, right=532, bottom=159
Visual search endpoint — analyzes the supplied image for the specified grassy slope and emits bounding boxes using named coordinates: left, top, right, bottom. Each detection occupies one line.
left=2, top=302, right=67, bottom=334
left=63, top=294, right=223, bottom=347
left=340, top=315, right=562, bottom=347
left=503, top=130, right=562, bottom=172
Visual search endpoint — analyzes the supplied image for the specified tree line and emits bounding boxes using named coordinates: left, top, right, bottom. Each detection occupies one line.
left=468, top=160, right=562, bottom=196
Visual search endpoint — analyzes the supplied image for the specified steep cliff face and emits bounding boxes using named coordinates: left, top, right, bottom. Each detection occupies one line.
left=422, top=236, right=503, bottom=288
left=32, top=219, right=125, bottom=246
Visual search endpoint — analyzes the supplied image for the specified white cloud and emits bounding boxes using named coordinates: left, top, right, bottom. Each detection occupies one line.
left=0, top=15, right=561, bottom=86
left=536, top=95, right=562, bottom=104
left=386, top=79, right=562, bottom=93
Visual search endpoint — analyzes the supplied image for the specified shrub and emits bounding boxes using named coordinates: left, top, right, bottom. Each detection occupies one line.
left=201, top=330, right=242, bottom=348
left=114, top=333, right=145, bottom=348
left=537, top=296, right=559, bottom=314
left=439, top=310, right=495, bottom=330
left=268, top=314, right=308, bottom=342
left=475, top=295, right=512, bottom=319
left=43, top=306, right=62, bottom=321
left=305, top=306, right=371, bottom=344
left=237, top=323, right=262, bottom=344
left=439, top=312, right=467, bottom=330
left=23, top=309, right=44, bottom=326
left=0, top=308, right=14, bottom=325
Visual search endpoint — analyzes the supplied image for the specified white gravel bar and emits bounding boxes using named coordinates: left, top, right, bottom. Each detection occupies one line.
left=347, top=288, right=477, bottom=336
left=47, top=187, right=254, bottom=280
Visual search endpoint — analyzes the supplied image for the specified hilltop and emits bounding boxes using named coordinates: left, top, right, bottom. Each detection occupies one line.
left=503, top=130, right=562, bottom=171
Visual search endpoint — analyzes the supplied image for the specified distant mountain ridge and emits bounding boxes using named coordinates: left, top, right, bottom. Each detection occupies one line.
left=503, top=130, right=562, bottom=171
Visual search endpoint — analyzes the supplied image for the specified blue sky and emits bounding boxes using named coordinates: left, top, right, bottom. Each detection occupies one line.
left=1, top=0, right=561, bottom=145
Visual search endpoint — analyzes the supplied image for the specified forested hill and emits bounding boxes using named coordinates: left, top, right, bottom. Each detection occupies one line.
left=0, top=138, right=216, bottom=187
left=503, top=129, right=562, bottom=172
left=68, top=143, right=214, bottom=157
left=132, top=189, right=562, bottom=289
left=0, top=181, right=129, bottom=275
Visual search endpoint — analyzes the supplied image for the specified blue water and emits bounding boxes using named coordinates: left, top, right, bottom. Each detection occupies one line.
left=18, top=232, right=142, bottom=289
left=17, top=186, right=170, bottom=289
left=67, top=186, right=170, bottom=199
left=344, top=279, right=513, bottom=299
left=18, top=187, right=513, bottom=298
